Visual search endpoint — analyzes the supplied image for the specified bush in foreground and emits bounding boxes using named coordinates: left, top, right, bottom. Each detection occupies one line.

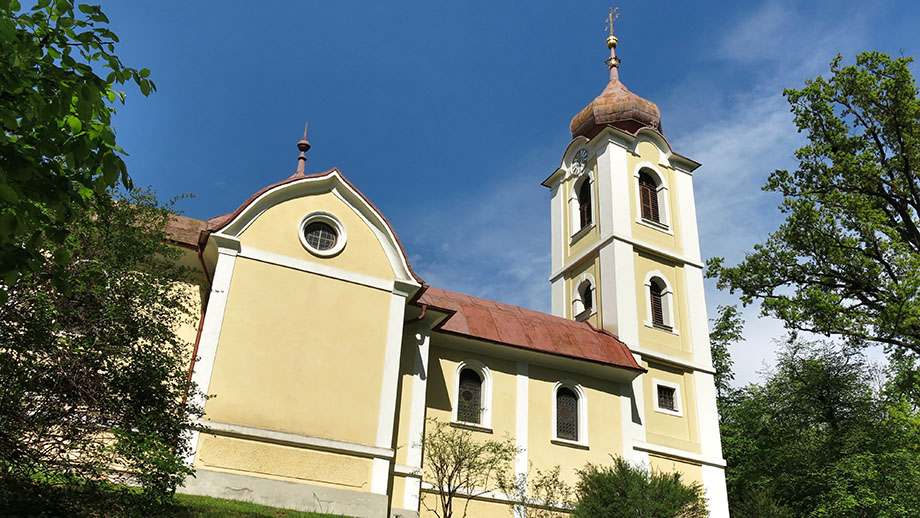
left=573, top=456, right=707, bottom=518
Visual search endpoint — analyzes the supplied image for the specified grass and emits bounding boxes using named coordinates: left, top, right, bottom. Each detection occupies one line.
left=173, top=493, right=348, bottom=517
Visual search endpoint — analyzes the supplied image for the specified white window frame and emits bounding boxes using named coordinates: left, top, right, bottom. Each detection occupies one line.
left=633, top=164, right=672, bottom=234
left=652, top=378, right=683, bottom=417
left=643, top=271, right=678, bottom=334
left=298, top=211, right=347, bottom=257
left=569, top=169, right=596, bottom=239
left=452, top=360, right=493, bottom=430
left=572, top=272, right=596, bottom=322
left=551, top=380, right=588, bottom=448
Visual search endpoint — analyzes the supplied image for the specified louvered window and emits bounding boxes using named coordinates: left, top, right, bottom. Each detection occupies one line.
left=457, top=369, right=482, bottom=424
left=556, top=387, right=578, bottom=441
left=650, top=280, right=665, bottom=327
left=582, top=284, right=593, bottom=312
left=639, top=172, right=660, bottom=222
left=658, top=386, right=677, bottom=412
left=578, top=179, right=592, bottom=229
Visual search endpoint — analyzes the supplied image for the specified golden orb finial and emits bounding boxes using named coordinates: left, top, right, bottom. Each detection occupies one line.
left=606, top=7, right=619, bottom=48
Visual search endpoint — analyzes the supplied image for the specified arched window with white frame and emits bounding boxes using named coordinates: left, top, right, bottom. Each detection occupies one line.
left=452, top=360, right=492, bottom=429
left=634, top=166, right=670, bottom=229
left=644, top=272, right=675, bottom=331
left=552, top=381, right=588, bottom=446
left=572, top=273, right=596, bottom=321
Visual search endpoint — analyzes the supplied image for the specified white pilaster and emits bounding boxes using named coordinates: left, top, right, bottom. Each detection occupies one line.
left=183, top=233, right=241, bottom=466
left=601, top=139, right=631, bottom=236
left=514, top=361, right=529, bottom=518
left=371, top=281, right=412, bottom=495
left=674, top=168, right=702, bottom=263
left=628, top=353, right=649, bottom=465
left=684, top=265, right=713, bottom=366
left=403, top=322, right=431, bottom=512
left=702, top=464, right=731, bottom=518
left=550, top=183, right=564, bottom=273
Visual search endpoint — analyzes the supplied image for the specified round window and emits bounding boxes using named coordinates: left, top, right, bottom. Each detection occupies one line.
left=304, top=221, right=337, bottom=251
left=298, top=212, right=347, bottom=257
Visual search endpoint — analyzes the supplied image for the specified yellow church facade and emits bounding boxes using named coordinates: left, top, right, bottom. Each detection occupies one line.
left=168, top=27, right=730, bottom=518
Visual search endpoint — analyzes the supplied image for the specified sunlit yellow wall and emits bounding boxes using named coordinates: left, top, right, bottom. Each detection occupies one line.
left=424, top=343, right=517, bottom=433
left=626, top=141, right=684, bottom=254
left=564, top=256, right=602, bottom=328
left=527, top=364, right=624, bottom=487
left=633, top=251, right=692, bottom=360
left=643, top=361, right=700, bottom=454
left=237, top=192, right=395, bottom=280
left=649, top=454, right=704, bottom=487
left=390, top=475, right=407, bottom=510
left=173, top=280, right=206, bottom=369
left=203, top=257, right=391, bottom=445
left=194, top=434, right=373, bottom=491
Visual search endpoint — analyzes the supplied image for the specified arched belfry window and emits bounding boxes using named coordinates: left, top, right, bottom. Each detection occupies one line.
left=645, top=273, right=675, bottom=331
left=573, top=276, right=595, bottom=321
left=457, top=369, right=482, bottom=424
left=639, top=171, right=660, bottom=223
left=578, top=178, right=592, bottom=229
left=452, top=360, right=492, bottom=428
left=650, top=280, right=665, bottom=326
left=569, top=171, right=594, bottom=237
left=556, top=387, right=578, bottom=441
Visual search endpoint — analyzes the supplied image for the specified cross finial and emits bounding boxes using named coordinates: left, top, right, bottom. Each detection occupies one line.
left=296, top=122, right=311, bottom=174
left=606, top=7, right=619, bottom=39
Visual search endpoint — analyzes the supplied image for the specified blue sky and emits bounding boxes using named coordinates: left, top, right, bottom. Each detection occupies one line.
left=103, top=1, right=919, bottom=385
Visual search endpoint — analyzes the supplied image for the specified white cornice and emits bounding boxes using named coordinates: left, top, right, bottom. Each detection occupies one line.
left=194, top=419, right=395, bottom=460
left=632, top=440, right=726, bottom=468
left=550, top=232, right=704, bottom=283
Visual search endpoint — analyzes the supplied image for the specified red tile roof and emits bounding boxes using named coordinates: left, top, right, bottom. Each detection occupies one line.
left=418, top=287, right=643, bottom=372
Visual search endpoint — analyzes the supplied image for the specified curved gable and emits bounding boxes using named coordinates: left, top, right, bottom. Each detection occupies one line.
left=208, top=169, right=421, bottom=285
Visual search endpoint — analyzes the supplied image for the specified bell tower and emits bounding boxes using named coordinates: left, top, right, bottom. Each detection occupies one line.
left=541, top=10, right=730, bottom=517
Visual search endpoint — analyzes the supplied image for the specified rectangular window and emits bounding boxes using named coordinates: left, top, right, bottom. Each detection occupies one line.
left=657, top=385, right=676, bottom=412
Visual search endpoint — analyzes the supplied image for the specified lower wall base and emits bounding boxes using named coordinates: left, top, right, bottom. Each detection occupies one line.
left=180, top=469, right=388, bottom=518
left=390, top=509, right=419, bottom=518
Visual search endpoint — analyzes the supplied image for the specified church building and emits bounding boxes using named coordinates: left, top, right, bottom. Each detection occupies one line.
left=168, top=21, right=730, bottom=518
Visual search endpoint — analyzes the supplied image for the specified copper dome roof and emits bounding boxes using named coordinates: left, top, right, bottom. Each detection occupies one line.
left=569, top=36, right=662, bottom=139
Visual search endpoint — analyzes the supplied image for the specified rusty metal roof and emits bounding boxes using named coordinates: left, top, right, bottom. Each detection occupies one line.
left=165, top=214, right=207, bottom=249
left=418, top=287, right=643, bottom=372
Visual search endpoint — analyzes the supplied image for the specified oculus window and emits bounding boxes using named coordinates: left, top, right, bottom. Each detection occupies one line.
left=298, top=211, right=347, bottom=257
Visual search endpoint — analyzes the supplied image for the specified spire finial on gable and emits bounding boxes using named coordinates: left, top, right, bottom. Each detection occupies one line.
left=605, top=7, right=621, bottom=82
left=296, top=122, right=311, bottom=174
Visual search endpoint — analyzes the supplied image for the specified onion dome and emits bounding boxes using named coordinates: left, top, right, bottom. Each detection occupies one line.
left=569, top=21, right=662, bottom=139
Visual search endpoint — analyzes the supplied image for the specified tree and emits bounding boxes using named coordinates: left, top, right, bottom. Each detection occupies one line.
left=0, top=189, right=201, bottom=515
left=500, top=463, right=574, bottom=518
left=708, top=304, right=744, bottom=403
left=419, top=419, right=518, bottom=518
left=719, top=339, right=920, bottom=517
left=707, top=52, right=920, bottom=355
left=572, top=456, right=708, bottom=518
left=0, top=0, right=155, bottom=299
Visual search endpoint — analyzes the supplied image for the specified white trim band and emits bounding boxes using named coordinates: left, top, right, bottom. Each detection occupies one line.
left=194, top=420, right=395, bottom=460
left=549, top=232, right=704, bottom=282
left=239, top=244, right=396, bottom=292
left=632, top=441, right=726, bottom=468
